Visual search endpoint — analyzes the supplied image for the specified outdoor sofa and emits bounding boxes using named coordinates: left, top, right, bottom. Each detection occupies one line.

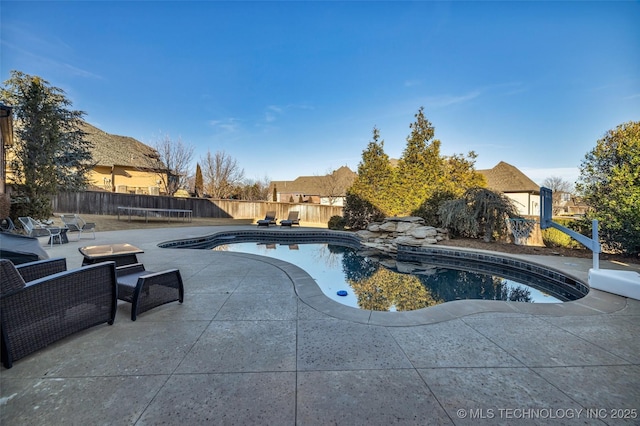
left=0, top=258, right=117, bottom=368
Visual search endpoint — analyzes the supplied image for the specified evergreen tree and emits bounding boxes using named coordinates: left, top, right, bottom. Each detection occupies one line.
left=195, top=163, right=204, bottom=197
left=393, top=107, right=444, bottom=215
left=345, top=108, right=486, bottom=228
left=348, top=127, right=394, bottom=213
left=1, top=70, right=93, bottom=218
left=575, top=121, right=640, bottom=256
left=441, top=151, right=486, bottom=196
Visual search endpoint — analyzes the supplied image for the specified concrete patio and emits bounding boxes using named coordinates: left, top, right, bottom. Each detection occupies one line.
left=1, top=225, right=639, bottom=425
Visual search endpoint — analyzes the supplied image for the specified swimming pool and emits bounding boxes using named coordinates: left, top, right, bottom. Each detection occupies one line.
left=160, top=229, right=588, bottom=312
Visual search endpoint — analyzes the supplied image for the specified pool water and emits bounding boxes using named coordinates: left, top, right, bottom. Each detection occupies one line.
left=213, top=242, right=564, bottom=311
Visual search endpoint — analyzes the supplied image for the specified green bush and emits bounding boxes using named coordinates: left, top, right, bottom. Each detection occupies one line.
left=438, top=187, right=519, bottom=242
left=328, top=215, right=347, bottom=230
left=542, top=228, right=581, bottom=249
left=10, top=194, right=53, bottom=222
left=411, top=190, right=457, bottom=227
left=542, top=218, right=586, bottom=249
left=343, top=192, right=385, bottom=230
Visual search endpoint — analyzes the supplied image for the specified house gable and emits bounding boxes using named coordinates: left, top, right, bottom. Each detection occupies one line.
left=81, top=122, right=168, bottom=194
left=478, top=161, right=540, bottom=216
left=478, top=161, right=539, bottom=194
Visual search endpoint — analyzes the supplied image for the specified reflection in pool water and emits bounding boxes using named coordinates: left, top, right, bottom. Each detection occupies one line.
left=214, top=242, right=566, bottom=311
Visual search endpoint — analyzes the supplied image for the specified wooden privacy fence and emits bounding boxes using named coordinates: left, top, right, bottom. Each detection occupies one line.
left=52, top=192, right=344, bottom=225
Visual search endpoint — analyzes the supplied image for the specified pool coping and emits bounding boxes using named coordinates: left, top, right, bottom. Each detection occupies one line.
left=160, top=228, right=630, bottom=326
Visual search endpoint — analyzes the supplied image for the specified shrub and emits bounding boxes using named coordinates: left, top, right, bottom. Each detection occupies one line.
left=541, top=218, right=582, bottom=249
left=328, top=215, right=347, bottom=230
left=0, top=193, right=10, bottom=219
left=10, top=194, right=53, bottom=222
left=343, top=192, right=385, bottom=230
left=439, top=187, right=520, bottom=242
left=411, top=190, right=457, bottom=227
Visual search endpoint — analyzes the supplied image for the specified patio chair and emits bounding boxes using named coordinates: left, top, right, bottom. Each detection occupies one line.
left=60, top=214, right=96, bottom=240
left=0, top=217, right=16, bottom=233
left=18, top=217, right=62, bottom=247
left=280, top=211, right=300, bottom=227
left=0, top=258, right=118, bottom=368
left=116, top=263, right=184, bottom=321
left=257, top=210, right=277, bottom=227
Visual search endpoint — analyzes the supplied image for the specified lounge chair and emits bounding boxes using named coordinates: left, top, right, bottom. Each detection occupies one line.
left=18, top=216, right=62, bottom=247
left=115, top=263, right=184, bottom=321
left=0, top=258, right=118, bottom=368
left=60, top=214, right=96, bottom=240
left=280, top=211, right=300, bottom=227
left=257, top=211, right=277, bottom=227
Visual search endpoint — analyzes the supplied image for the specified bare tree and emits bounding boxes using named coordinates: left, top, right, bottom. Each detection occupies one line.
left=202, top=150, right=245, bottom=199
left=236, top=175, right=271, bottom=201
left=316, top=166, right=357, bottom=205
left=145, top=135, right=194, bottom=195
left=542, top=176, right=574, bottom=215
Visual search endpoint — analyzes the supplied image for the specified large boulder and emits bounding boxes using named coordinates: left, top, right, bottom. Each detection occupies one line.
left=379, top=221, right=398, bottom=232
left=396, top=221, right=421, bottom=233
left=367, top=223, right=382, bottom=232
left=355, top=230, right=378, bottom=241
left=410, top=226, right=439, bottom=239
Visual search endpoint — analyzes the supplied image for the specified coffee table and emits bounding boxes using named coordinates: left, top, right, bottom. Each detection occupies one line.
left=79, top=243, right=144, bottom=266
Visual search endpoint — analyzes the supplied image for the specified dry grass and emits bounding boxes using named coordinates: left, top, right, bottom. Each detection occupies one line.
left=51, top=213, right=255, bottom=232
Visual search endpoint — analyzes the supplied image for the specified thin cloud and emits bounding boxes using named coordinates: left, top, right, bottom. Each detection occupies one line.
left=404, top=79, right=422, bottom=88
left=2, top=22, right=102, bottom=80
left=425, top=90, right=482, bottom=108
left=209, top=118, right=240, bottom=133
left=424, top=83, right=525, bottom=109
left=264, top=105, right=282, bottom=123
left=262, top=103, right=314, bottom=124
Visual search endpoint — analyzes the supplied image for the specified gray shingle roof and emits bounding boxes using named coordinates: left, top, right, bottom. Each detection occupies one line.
left=477, top=161, right=539, bottom=194
left=271, top=166, right=357, bottom=196
left=80, top=121, right=161, bottom=168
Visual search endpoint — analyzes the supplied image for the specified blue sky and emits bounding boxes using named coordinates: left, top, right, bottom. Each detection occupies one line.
left=2, top=1, right=639, bottom=185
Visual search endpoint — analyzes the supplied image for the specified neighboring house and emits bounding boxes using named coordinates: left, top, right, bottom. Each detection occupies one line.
left=477, top=161, right=540, bottom=216
left=2, top=118, right=167, bottom=196
left=269, top=166, right=357, bottom=206
left=81, top=122, right=169, bottom=195
left=556, top=193, right=589, bottom=216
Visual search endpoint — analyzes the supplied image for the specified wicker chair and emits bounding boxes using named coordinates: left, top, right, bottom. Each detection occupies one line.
left=0, top=258, right=118, bottom=368
left=116, top=263, right=184, bottom=321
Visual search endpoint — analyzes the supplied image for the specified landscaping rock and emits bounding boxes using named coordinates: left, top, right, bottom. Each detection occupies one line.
left=367, top=223, right=381, bottom=232
left=410, top=226, right=438, bottom=239
left=396, top=221, right=420, bottom=233
left=357, top=217, right=448, bottom=254
left=379, top=221, right=397, bottom=232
